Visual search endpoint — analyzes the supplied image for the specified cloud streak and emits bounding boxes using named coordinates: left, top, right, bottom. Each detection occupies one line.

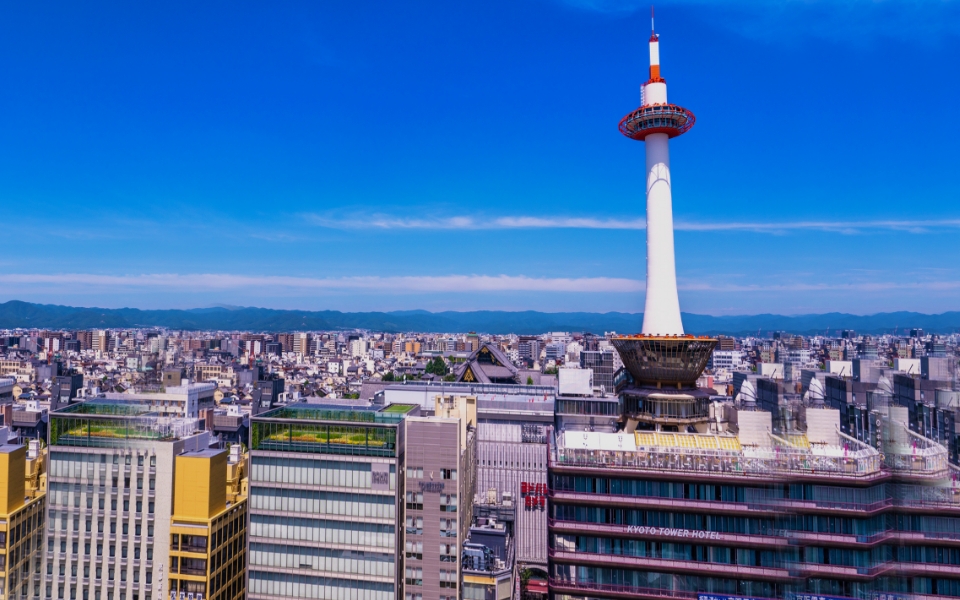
left=2, top=273, right=960, bottom=296
left=304, top=213, right=960, bottom=235
left=0, top=273, right=644, bottom=294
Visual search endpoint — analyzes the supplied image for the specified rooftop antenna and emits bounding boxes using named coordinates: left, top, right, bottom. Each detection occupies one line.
left=651, top=5, right=655, bottom=36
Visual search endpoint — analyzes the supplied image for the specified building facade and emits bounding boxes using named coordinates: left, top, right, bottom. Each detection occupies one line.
left=247, top=405, right=409, bottom=600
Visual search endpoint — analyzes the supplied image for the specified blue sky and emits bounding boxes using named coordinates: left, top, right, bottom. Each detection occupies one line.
left=1, top=1, right=959, bottom=315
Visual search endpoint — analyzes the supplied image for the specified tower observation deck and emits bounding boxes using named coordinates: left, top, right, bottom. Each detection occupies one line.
left=610, top=11, right=716, bottom=428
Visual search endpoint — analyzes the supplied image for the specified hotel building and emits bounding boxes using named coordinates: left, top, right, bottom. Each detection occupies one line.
left=548, top=405, right=960, bottom=599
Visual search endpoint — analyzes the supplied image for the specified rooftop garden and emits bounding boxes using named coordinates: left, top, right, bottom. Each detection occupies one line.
left=258, top=405, right=405, bottom=424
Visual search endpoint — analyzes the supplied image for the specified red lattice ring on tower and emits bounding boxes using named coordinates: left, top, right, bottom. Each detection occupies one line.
left=618, top=104, right=695, bottom=141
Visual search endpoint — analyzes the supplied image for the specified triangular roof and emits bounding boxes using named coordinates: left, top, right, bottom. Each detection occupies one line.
left=454, top=342, right=519, bottom=384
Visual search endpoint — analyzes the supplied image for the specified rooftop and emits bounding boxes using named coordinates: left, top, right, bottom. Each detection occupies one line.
left=256, top=404, right=406, bottom=424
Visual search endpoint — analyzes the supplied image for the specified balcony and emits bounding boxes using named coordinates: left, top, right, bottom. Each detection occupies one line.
left=548, top=519, right=789, bottom=550
left=547, top=578, right=781, bottom=600
left=548, top=549, right=791, bottom=582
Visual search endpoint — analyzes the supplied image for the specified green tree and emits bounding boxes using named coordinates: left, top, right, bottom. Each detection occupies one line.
left=526, top=376, right=534, bottom=385
left=381, top=371, right=395, bottom=382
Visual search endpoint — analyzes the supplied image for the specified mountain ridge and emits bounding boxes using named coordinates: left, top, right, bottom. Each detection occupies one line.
left=1, top=300, right=958, bottom=336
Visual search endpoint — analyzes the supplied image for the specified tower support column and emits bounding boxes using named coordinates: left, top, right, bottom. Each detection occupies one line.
left=641, top=132, right=683, bottom=335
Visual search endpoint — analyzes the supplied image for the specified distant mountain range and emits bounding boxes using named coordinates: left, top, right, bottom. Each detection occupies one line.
left=0, top=300, right=958, bottom=336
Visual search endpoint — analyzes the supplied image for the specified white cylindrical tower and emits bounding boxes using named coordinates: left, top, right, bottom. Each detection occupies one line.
left=618, top=19, right=696, bottom=336
left=642, top=131, right=683, bottom=335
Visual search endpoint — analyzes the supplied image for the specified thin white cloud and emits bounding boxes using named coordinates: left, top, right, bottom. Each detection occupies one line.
left=0, top=273, right=644, bottom=294
left=304, top=213, right=960, bottom=234
left=2, top=273, right=960, bottom=295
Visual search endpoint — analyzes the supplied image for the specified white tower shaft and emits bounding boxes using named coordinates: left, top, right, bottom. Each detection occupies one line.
left=641, top=132, right=683, bottom=335
left=640, top=33, right=684, bottom=335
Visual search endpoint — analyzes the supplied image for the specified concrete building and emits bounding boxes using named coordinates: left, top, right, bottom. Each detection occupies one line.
left=44, top=401, right=218, bottom=600
left=0, top=432, right=46, bottom=600
left=103, top=379, right=217, bottom=420
left=403, top=395, right=477, bottom=600
left=168, top=445, right=247, bottom=600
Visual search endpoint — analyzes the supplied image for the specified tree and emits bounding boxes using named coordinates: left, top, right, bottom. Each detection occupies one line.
left=526, top=376, right=534, bottom=385
left=425, top=356, right=448, bottom=377
left=381, top=372, right=395, bottom=382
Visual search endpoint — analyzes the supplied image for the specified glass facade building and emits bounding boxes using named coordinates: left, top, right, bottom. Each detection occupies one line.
left=247, top=406, right=406, bottom=600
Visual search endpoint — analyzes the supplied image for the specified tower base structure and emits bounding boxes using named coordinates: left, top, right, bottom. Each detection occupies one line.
left=610, top=335, right=717, bottom=431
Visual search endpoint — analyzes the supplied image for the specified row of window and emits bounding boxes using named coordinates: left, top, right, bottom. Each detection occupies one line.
left=251, top=487, right=395, bottom=520
left=48, top=516, right=155, bottom=537
left=48, top=539, right=155, bottom=560
left=250, top=515, right=395, bottom=549
left=249, top=542, right=394, bottom=577
left=250, top=456, right=396, bottom=490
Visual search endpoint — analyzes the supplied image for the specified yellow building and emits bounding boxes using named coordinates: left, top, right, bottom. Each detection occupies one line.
left=168, top=446, right=247, bottom=600
left=0, top=438, right=46, bottom=600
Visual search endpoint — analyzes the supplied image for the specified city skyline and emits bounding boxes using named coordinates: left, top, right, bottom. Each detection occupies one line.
left=2, top=1, right=959, bottom=314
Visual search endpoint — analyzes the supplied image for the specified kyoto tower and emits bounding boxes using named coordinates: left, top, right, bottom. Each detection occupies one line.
left=618, top=9, right=694, bottom=336
left=610, top=10, right=716, bottom=431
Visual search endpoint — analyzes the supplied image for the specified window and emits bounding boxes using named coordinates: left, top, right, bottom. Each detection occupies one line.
left=96, top=544, right=102, bottom=557
left=147, top=525, right=154, bottom=538
left=440, top=569, right=457, bottom=589
left=60, top=541, right=66, bottom=553
left=125, top=456, right=131, bottom=466
left=149, top=456, right=156, bottom=467
left=109, top=545, right=115, bottom=558
left=440, top=494, right=457, bottom=512
left=146, top=548, right=153, bottom=560
left=137, top=456, right=144, bottom=467
left=98, top=520, right=103, bottom=533
left=406, top=467, right=423, bottom=479
left=404, top=567, right=423, bottom=586
left=99, top=499, right=104, bottom=510
left=134, top=548, right=140, bottom=560
left=405, top=540, right=423, bottom=560
left=85, top=519, right=91, bottom=531
left=137, top=478, right=143, bottom=490
left=148, top=502, right=154, bottom=514
left=123, top=500, right=129, bottom=511
left=86, top=498, right=93, bottom=509
left=406, top=491, right=423, bottom=510
left=110, top=522, right=116, bottom=534
left=122, top=523, right=128, bottom=535
left=441, top=468, right=457, bottom=481
left=122, top=546, right=128, bottom=558
left=135, top=524, right=141, bottom=536
left=405, top=516, right=423, bottom=535
left=111, top=500, right=117, bottom=511
left=136, top=501, right=142, bottom=513
left=84, top=543, right=90, bottom=555
left=149, top=478, right=155, bottom=491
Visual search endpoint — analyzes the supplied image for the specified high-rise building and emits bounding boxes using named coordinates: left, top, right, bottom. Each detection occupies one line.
left=247, top=404, right=411, bottom=600
left=402, top=395, right=477, bottom=600
left=168, top=445, right=247, bottom=600
left=0, top=433, right=46, bottom=600
left=548, top=406, right=960, bottom=598
left=44, top=401, right=220, bottom=600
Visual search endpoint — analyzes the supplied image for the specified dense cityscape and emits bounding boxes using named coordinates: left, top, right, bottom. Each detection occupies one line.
left=1, top=3, right=958, bottom=600
left=0, top=321, right=958, bottom=600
